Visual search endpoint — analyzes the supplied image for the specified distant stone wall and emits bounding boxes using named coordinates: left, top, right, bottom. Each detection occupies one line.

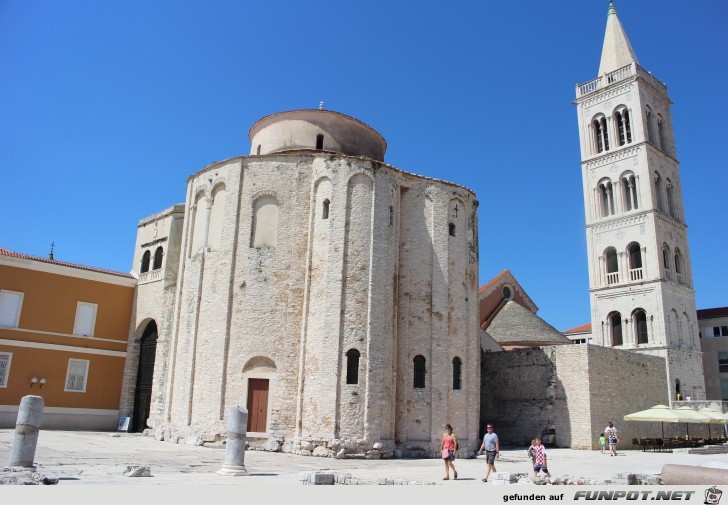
left=482, top=344, right=673, bottom=449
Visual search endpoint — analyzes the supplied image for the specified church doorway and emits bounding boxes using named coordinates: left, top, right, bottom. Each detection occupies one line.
left=131, top=320, right=158, bottom=433
left=246, top=378, right=269, bottom=433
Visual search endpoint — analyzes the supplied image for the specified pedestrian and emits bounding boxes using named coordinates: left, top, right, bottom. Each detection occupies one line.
left=478, top=423, right=499, bottom=482
left=440, top=424, right=458, bottom=480
left=599, top=433, right=606, bottom=454
left=532, top=436, right=551, bottom=478
left=527, top=438, right=537, bottom=474
left=604, top=421, right=619, bottom=456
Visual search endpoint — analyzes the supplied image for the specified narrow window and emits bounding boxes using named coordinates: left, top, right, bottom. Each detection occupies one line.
left=601, top=117, right=610, bottom=151
left=594, top=119, right=604, bottom=153
left=666, top=180, right=676, bottom=218
left=346, top=349, right=360, bottom=385
left=452, top=357, right=462, bottom=390
left=153, top=246, right=164, bottom=270
left=646, top=106, right=655, bottom=144
left=674, top=250, right=682, bottom=276
left=662, top=245, right=670, bottom=270
left=657, top=115, right=667, bottom=151
left=140, top=250, right=151, bottom=273
left=449, top=223, right=456, bottom=237
left=723, top=326, right=728, bottom=337
left=65, top=359, right=89, bottom=392
left=715, top=327, right=722, bottom=337
left=316, top=134, right=324, bottom=150
left=616, top=111, right=626, bottom=146
left=0, top=352, right=12, bottom=387
left=73, top=302, right=97, bottom=337
left=654, top=173, right=664, bottom=212
left=634, top=310, right=649, bottom=344
left=624, top=109, right=632, bottom=143
left=413, top=355, right=426, bottom=388
left=322, top=199, right=330, bottom=220
left=389, top=206, right=394, bottom=226
left=605, top=247, right=619, bottom=284
left=256, top=145, right=261, bottom=155
left=609, top=312, right=623, bottom=346
left=628, top=243, right=642, bottom=269
left=0, top=290, right=24, bottom=328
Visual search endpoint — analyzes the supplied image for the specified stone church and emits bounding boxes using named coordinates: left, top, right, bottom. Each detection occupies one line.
left=122, top=109, right=481, bottom=457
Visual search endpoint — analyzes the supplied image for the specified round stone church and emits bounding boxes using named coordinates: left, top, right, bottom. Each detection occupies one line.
left=123, top=109, right=480, bottom=458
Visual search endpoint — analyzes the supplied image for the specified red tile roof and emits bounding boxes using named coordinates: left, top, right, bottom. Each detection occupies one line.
left=697, top=307, right=728, bottom=319
left=563, top=322, right=592, bottom=334
left=0, top=247, right=134, bottom=279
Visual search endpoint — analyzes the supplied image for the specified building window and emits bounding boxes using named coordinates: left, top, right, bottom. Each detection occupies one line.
left=322, top=199, right=330, bottom=220
left=620, top=173, right=638, bottom=211
left=413, top=355, right=426, bottom=388
left=153, top=246, right=164, bottom=270
left=615, top=108, right=632, bottom=146
left=654, top=172, right=664, bottom=212
left=666, top=179, right=677, bottom=218
left=65, top=359, right=89, bottom=392
left=140, top=250, right=151, bottom=273
left=657, top=114, right=667, bottom=151
left=674, top=249, right=683, bottom=276
left=598, top=180, right=615, bottom=217
left=593, top=115, right=609, bottom=153
left=0, top=352, right=12, bottom=388
left=662, top=244, right=671, bottom=271
left=73, top=302, right=98, bottom=337
left=719, top=352, right=728, bottom=374
left=449, top=223, right=456, bottom=237
left=251, top=195, right=279, bottom=248
left=714, top=326, right=728, bottom=337
left=628, top=242, right=643, bottom=281
left=316, top=134, right=324, bottom=150
left=207, top=183, right=227, bottom=252
left=634, top=309, right=649, bottom=344
left=346, top=349, right=360, bottom=385
left=646, top=106, right=656, bottom=144
left=609, top=312, right=623, bottom=346
left=502, top=285, right=512, bottom=300
left=0, top=290, right=24, bottom=328
left=605, top=247, right=619, bottom=284
left=256, top=145, right=261, bottom=155
left=452, top=357, right=462, bottom=390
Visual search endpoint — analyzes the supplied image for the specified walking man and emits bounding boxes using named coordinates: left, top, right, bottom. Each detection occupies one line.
left=478, top=423, right=499, bottom=482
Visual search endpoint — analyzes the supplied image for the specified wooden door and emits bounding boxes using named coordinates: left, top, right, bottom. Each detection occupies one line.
left=131, top=321, right=158, bottom=432
left=246, top=378, right=269, bottom=433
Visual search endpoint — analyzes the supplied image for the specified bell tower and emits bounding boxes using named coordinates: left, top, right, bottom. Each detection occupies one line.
left=574, top=2, right=705, bottom=400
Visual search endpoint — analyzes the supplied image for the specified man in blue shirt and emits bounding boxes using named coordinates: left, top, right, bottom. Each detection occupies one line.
left=478, top=423, right=500, bottom=482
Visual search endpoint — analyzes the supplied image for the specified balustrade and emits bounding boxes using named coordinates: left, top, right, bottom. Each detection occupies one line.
left=139, top=269, right=162, bottom=284
left=629, top=268, right=644, bottom=281
left=607, top=272, right=620, bottom=285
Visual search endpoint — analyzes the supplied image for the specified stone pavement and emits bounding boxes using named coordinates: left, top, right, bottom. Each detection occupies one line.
left=2, top=429, right=728, bottom=486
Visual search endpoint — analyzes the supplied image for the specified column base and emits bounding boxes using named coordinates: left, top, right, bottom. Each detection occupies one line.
left=216, top=465, right=249, bottom=476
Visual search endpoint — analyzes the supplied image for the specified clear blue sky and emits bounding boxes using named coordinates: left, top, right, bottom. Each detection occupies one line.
left=1, top=1, right=726, bottom=331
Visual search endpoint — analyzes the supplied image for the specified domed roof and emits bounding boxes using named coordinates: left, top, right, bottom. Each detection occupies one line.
left=248, top=109, right=387, bottom=161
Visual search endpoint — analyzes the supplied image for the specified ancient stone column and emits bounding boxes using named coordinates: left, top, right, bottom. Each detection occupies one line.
left=8, top=395, right=44, bottom=467
left=217, top=405, right=249, bottom=476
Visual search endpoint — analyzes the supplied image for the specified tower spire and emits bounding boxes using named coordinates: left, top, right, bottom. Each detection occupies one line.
left=598, top=1, right=638, bottom=76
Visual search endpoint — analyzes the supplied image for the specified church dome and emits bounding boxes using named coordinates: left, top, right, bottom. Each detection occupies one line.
left=248, top=109, right=387, bottom=161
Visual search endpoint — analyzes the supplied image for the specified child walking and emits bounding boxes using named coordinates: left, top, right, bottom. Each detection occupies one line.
left=599, top=433, right=606, bottom=454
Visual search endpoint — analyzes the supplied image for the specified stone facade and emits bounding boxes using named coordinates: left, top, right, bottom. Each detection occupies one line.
left=128, top=110, right=480, bottom=457
left=697, top=308, right=728, bottom=400
left=482, top=344, right=674, bottom=449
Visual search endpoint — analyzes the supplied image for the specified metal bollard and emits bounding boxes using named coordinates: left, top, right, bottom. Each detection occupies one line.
left=8, top=395, right=44, bottom=467
left=217, top=405, right=249, bottom=476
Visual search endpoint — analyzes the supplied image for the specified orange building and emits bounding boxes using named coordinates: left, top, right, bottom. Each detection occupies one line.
left=0, top=247, right=135, bottom=429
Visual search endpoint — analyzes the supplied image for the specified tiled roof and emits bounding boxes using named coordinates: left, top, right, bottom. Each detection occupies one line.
left=487, top=301, right=572, bottom=346
left=697, top=307, right=728, bottom=319
left=0, top=247, right=134, bottom=279
left=563, top=323, right=592, bottom=334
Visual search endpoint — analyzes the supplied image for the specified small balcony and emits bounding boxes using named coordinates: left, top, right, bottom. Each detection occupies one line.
left=629, top=268, right=644, bottom=282
left=607, top=272, right=620, bottom=285
left=577, top=62, right=667, bottom=98
left=139, top=269, right=162, bottom=285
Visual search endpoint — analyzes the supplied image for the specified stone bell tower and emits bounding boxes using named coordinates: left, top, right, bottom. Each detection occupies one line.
left=574, top=2, right=705, bottom=400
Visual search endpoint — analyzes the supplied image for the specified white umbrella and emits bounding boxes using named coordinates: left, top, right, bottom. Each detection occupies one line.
left=675, top=406, right=711, bottom=438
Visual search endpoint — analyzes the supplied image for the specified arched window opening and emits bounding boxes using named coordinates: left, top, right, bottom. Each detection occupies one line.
left=449, top=223, right=456, bottom=237
left=452, top=357, right=462, bottom=390
left=346, top=349, right=360, bottom=385
left=615, top=109, right=632, bottom=146
left=153, top=246, right=164, bottom=270
left=256, top=145, right=261, bottom=155
left=657, top=114, right=667, bottom=151
left=316, top=134, right=324, bottom=150
left=599, top=180, right=614, bottom=217
left=208, top=184, right=227, bottom=251
left=140, top=250, right=151, bottom=273
left=666, top=180, right=677, bottom=218
left=593, top=116, right=610, bottom=154
left=674, top=249, right=684, bottom=283
left=251, top=195, right=279, bottom=248
left=628, top=243, right=643, bottom=281
left=654, top=173, right=664, bottom=212
left=620, top=173, right=637, bottom=211
left=662, top=244, right=671, bottom=271
left=190, top=191, right=208, bottom=257
left=413, top=355, right=426, bottom=389
left=605, top=247, right=619, bottom=285
left=634, top=309, right=649, bottom=344
left=322, top=199, right=330, bottom=220
left=646, top=106, right=655, bottom=144
left=609, top=312, right=623, bottom=346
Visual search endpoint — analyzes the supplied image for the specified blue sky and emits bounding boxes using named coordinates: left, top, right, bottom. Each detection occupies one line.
left=1, top=1, right=726, bottom=331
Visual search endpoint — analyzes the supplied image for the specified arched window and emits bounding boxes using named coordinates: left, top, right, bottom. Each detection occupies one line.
left=628, top=242, right=643, bottom=281
left=140, top=250, right=151, bottom=273
left=657, top=114, right=667, bottom=151
left=346, top=349, right=360, bottom=385
left=322, top=199, right=330, bottom=220
left=654, top=172, right=664, bottom=212
left=316, top=134, right=324, bottom=150
left=452, top=357, right=462, bottom=390
left=449, top=223, right=456, bottom=237
left=609, top=312, right=623, bottom=346
left=662, top=243, right=671, bottom=271
left=190, top=191, right=207, bottom=257
left=153, top=246, right=164, bottom=270
left=615, top=108, right=632, bottom=146
left=256, top=145, right=261, bottom=155
left=208, top=184, right=227, bottom=251
left=598, top=180, right=614, bottom=217
left=605, top=247, right=619, bottom=285
left=413, top=355, right=426, bottom=389
left=666, top=179, right=677, bottom=218
left=251, top=195, right=279, bottom=248
left=646, top=106, right=656, bottom=144
left=633, top=309, right=649, bottom=344
left=674, top=248, right=684, bottom=283
left=593, top=115, right=610, bottom=154
left=620, top=172, right=638, bottom=211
